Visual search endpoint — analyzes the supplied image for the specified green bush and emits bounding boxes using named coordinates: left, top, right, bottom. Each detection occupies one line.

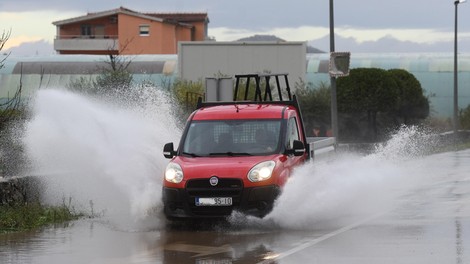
left=169, top=78, right=204, bottom=123
left=460, top=105, right=470, bottom=130
left=388, top=69, right=430, bottom=124
left=295, top=81, right=331, bottom=136
left=336, top=68, right=429, bottom=142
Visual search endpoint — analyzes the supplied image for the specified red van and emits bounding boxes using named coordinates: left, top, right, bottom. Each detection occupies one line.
left=162, top=74, right=312, bottom=219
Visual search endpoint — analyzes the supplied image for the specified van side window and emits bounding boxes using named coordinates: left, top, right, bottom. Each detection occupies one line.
left=286, top=117, right=300, bottom=149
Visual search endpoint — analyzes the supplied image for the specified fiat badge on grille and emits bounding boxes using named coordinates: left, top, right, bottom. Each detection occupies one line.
left=209, top=176, right=219, bottom=186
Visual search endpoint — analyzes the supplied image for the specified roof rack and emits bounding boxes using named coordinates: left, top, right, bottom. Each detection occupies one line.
left=196, top=73, right=295, bottom=109
left=233, top=73, right=292, bottom=102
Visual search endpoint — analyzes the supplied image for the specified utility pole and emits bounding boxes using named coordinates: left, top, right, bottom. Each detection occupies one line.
left=329, top=0, right=339, bottom=144
left=454, top=0, right=466, bottom=134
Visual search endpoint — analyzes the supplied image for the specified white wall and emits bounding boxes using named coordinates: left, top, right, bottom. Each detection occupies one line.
left=178, top=41, right=306, bottom=87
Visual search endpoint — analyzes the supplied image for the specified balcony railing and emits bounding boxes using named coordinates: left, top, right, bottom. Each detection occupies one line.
left=55, top=35, right=118, bottom=40
left=54, top=35, right=119, bottom=51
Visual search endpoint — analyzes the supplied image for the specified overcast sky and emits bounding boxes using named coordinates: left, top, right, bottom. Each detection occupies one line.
left=2, top=0, right=470, bottom=54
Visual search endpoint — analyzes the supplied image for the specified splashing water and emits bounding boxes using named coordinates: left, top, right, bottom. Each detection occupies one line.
left=231, top=126, right=435, bottom=230
left=22, top=90, right=437, bottom=231
left=23, top=88, right=180, bottom=229
left=372, top=125, right=441, bottom=159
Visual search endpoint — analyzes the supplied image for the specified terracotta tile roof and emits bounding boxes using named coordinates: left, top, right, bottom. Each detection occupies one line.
left=53, top=7, right=208, bottom=26
left=145, top=13, right=209, bottom=23
left=87, top=6, right=133, bottom=16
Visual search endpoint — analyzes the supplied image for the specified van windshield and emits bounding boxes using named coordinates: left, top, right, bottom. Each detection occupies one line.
left=182, top=119, right=282, bottom=157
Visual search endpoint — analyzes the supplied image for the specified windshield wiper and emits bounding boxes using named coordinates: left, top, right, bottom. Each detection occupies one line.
left=182, top=152, right=201, bottom=157
left=209, top=152, right=252, bottom=156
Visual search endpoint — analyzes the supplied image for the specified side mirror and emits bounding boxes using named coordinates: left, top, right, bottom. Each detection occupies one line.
left=292, top=140, right=305, bottom=156
left=285, top=140, right=305, bottom=156
left=163, top=143, right=176, bottom=159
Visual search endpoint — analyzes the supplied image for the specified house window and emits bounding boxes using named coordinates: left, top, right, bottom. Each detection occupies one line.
left=81, top=25, right=92, bottom=37
left=139, top=25, right=150, bottom=36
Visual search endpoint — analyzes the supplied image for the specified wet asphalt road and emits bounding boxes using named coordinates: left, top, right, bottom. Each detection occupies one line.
left=1, top=149, right=470, bottom=264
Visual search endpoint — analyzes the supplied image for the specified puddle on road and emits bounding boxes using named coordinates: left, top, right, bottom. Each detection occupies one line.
left=0, top=220, right=164, bottom=264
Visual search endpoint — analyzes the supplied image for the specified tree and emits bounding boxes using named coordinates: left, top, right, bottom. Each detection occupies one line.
left=0, top=29, right=23, bottom=131
left=387, top=69, right=429, bottom=124
left=68, top=40, right=133, bottom=97
left=337, top=68, right=399, bottom=141
left=68, top=56, right=134, bottom=97
left=295, top=81, right=331, bottom=136
left=169, top=78, right=204, bottom=124
left=0, top=29, right=27, bottom=176
left=460, top=105, right=470, bottom=130
left=0, top=30, right=10, bottom=68
left=94, top=52, right=133, bottom=94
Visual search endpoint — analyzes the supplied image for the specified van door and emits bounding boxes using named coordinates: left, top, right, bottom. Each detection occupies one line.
left=283, top=116, right=305, bottom=174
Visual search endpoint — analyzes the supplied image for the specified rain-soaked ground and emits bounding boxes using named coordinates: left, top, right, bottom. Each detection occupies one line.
left=1, top=89, right=469, bottom=263
left=1, top=149, right=469, bottom=264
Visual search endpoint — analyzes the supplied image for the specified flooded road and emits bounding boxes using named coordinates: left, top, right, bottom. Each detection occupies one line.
left=2, top=90, right=469, bottom=263
left=1, top=149, right=470, bottom=264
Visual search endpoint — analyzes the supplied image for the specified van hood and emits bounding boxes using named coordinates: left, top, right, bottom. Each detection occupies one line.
left=172, top=155, right=279, bottom=180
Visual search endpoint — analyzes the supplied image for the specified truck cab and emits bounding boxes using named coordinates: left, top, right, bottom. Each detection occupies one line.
left=162, top=74, right=311, bottom=219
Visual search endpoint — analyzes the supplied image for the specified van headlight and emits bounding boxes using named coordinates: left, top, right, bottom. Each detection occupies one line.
left=165, top=162, right=184, bottom=183
left=248, top=161, right=275, bottom=182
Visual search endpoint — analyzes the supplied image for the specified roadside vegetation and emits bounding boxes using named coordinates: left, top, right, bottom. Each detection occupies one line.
left=0, top=202, right=82, bottom=233
left=0, top=30, right=27, bottom=176
left=169, top=78, right=204, bottom=124
left=0, top=30, right=82, bottom=233
left=0, top=29, right=23, bottom=129
left=336, top=68, right=430, bottom=142
left=67, top=53, right=133, bottom=97
left=296, top=68, right=432, bottom=142
left=460, top=104, right=470, bottom=130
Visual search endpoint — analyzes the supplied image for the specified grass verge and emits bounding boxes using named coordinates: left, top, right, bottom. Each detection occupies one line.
left=0, top=203, right=82, bottom=233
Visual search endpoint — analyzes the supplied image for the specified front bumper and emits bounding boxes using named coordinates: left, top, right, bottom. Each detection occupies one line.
left=162, top=179, right=280, bottom=219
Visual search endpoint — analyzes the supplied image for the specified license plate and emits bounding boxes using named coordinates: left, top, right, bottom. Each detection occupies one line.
left=195, top=197, right=232, bottom=206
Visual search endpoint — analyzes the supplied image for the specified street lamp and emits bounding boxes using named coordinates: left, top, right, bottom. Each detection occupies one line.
left=454, top=0, right=466, bottom=134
